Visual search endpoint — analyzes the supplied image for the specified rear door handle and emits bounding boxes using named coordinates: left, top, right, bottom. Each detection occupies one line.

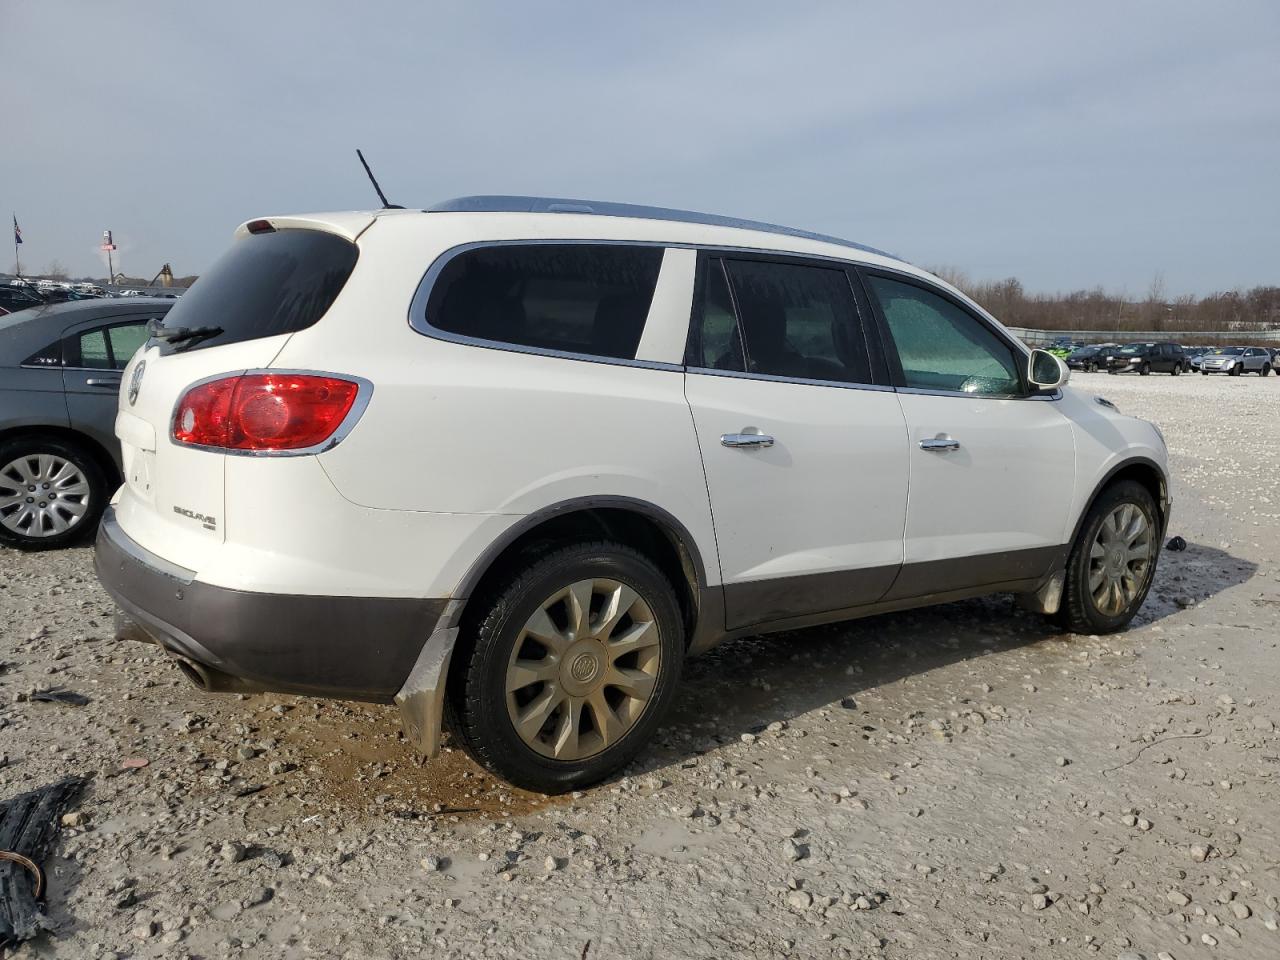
left=721, top=431, right=775, bottom=449
left=86, top=378, right=122, bottom=388
left=919, top=437, right=960, bottom=452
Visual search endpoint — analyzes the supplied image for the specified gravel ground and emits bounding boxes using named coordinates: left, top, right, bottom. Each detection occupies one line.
left=2, top=370, right=1278, bottom=960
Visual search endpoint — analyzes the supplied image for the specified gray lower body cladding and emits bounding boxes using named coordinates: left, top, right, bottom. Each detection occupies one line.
left=94, top=508, right=447, bottom=702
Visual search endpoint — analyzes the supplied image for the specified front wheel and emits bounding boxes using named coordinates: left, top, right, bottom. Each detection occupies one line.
left=1229, top=364, right=1240, bottom=376
left=1139, top=362, right=1150, bottom=376
left=1059, top=480, right=1160, bottom=634
left=1201, top=369, right=1209, bottom=375
left=449, top=541, right=685, bottom=793
left=0, top=436, right=108, bottom=551
left=1171, top=363, right=1180, bottom=376
left=1261, top=364, right=1271, bottom=377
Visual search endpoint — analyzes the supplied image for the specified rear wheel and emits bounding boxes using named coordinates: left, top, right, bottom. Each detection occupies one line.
left=450, top=541, right=684, bottom=793
left=1171, top=363, right=1180, bottom=376
left=1059, top=480, right=1160, bottom=634
left=1260, top=363, right=1271, bottom=377
left=0, top=436, right=108, bottom=551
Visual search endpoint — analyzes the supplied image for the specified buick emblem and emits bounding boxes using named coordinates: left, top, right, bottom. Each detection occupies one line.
left=128, top=360, right=146, bottom=405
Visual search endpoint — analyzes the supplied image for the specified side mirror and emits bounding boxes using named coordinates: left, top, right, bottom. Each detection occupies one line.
left=1028, top=349, right=1069, bottom=389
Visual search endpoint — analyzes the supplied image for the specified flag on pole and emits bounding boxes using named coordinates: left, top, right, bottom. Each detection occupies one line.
left=12, top=215, right=22, bottom=245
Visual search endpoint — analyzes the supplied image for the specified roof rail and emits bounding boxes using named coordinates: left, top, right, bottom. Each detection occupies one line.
left=426, top=195, right=899, bottom=261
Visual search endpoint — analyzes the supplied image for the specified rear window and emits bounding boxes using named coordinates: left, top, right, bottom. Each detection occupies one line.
left=425, top=244, right=663, bottom=360
left=156, top=229, right=358, bottom=352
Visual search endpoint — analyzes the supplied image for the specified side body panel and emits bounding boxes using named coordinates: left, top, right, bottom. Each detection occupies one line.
left=685, top=372, right=908, bottom=628
left=891, top=392, right=1076, bottom=594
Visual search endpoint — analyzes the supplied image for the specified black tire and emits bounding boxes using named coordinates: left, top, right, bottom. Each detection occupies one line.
left=1059, top=480, right=1161, bottom=634
left=0, top=435, right=109, bottom=551
left=449, top=540, right=684, bottom=793
left=1200, top=369, right=1208, bottom=376
left=1260, top=364, right=1271, bottom=377
left=1139, top=362, right=1150, bottom=376
left=1229, top=364, right=1240, bottom=376
left=1171, top=363, right=1180, bottom=376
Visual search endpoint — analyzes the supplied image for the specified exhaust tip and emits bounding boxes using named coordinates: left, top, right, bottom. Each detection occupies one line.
left=171, top=655, right=212, bottom=690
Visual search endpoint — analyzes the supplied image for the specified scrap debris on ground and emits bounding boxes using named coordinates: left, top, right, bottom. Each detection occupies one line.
left=0, top=777, right=85, bottom=950
left=0, top=372, right=1277, bottom=959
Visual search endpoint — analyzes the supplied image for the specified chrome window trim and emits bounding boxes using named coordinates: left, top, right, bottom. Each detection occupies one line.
left=896, top=385, right=1062, bottom=402
left=167, top=368, right=375, bottom=458
left=407, top=239, right=686, bottom=373
left=407, top=238, right=888, bottom=376
left=405, top=239, right=1060, bottom=401
left=686, top=365, right=895, bottom=393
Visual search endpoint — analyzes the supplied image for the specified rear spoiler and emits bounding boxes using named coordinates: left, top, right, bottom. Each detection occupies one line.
left=233, top=212, right=379, bottom=243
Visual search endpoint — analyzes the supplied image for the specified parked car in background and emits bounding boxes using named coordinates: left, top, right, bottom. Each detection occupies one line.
left=1046, top=336, right=1080, bottom=359
left=1065, top=344, right=1112, bottom=372
left=94, top=197, right=1170, bottom=792
left=1105, top=341, right=1187, bottom=375
left=0, top=298, right=173, bottom=549
left=1186, top=350, right=1207, bottom=371
left=1198, top=346, right=1272, bottom=376
left=0, top=285, right=44, bottom=314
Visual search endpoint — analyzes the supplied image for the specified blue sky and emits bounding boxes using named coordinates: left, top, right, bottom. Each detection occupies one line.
left=2, top=1, right=1277, bottom=295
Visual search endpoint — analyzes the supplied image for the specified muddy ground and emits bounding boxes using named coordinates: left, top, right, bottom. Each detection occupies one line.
left=1, top=370, right=1278, bottom=960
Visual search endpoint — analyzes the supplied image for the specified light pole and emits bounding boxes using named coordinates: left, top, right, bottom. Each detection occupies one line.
left=101, top=230, right=117, bottom=284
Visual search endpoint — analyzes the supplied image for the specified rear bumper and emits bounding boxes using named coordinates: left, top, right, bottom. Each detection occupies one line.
left=94, top=507, right=447, bottom=702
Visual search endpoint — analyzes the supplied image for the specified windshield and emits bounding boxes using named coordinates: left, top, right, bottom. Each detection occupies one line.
left=1068, top=346, right=1098, bottom=357
left=1118, top=344, right=1154, bottom=355
left=1209, top=347, right=1244, bottom=355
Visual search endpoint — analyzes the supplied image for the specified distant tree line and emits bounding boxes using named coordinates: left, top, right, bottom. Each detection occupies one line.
left=931, top=268, right=1280, bottom=335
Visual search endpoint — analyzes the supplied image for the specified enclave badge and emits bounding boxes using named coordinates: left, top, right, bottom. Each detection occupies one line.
left=128, top=360, right=146, bottom=405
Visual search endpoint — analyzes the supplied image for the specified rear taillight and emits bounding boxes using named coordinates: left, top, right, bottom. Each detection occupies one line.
left=172, top=373, right=362, bottom=453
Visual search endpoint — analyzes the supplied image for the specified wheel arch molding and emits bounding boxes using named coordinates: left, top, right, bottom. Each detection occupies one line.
left=1069, top=456, right=1170, bottom=548
left=449, top=495, right=710, bottom=623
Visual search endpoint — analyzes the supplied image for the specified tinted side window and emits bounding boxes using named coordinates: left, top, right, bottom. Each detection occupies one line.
left=688, top=258, right=744, bottom=370
left=157, top=229, right=358, bottom=353
left=722, top=259, right=871, bottom=384
left=107, top=322, right=149, bottom=369
left=427, top=245, right=663, bottom=361
left=866, top=275, right=1022, bottom=396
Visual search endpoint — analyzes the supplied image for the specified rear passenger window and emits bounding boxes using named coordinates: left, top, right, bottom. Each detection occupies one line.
left=107, top=323, right=150, bottom=369
left=427, top=245, right=663, bottom=360
left=720, top=259, right=870, bottom=384
left=76, top=329, right=112, bottom=369
left=688, top=259, right=744, bottom=370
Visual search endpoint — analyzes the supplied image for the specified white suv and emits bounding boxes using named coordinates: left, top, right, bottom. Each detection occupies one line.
left=95, top=197, right=1170, bottom=792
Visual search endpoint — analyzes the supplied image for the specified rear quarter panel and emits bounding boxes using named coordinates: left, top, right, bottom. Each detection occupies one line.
left=0, top=367, right=71, bottom=432
left=268, top=215, right=720, bottom=589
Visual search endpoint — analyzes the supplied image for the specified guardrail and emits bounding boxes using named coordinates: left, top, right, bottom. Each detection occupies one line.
left=1007, top=327, right=1280, bottom=345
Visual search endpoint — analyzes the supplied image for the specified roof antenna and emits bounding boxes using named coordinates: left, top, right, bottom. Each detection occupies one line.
left=356, top=149, right=403, bottom=209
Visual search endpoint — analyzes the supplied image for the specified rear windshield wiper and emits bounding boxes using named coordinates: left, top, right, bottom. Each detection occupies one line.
left=147, top=318, right=223, bottom=350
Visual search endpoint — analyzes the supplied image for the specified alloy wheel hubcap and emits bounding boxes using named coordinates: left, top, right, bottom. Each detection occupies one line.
left=1088, top=502, right=1153, bottom=616
left=505, top=578, right=661, bottom=762
left=0, top=455, right=91, bottom=538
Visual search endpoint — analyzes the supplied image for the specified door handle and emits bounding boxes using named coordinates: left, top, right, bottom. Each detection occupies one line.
left=721, top=431, right=775, bottom=449
left=919, top=437, right=960, bottom=452
left=85, top=378, right=122, bottom=388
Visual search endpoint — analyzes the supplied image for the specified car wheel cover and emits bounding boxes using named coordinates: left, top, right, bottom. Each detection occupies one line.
left=505, top=578, right=661, bottom=762
left=1087, top=502, right=1154, bottom=616
left=0, top=454, right=91, bottom=538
